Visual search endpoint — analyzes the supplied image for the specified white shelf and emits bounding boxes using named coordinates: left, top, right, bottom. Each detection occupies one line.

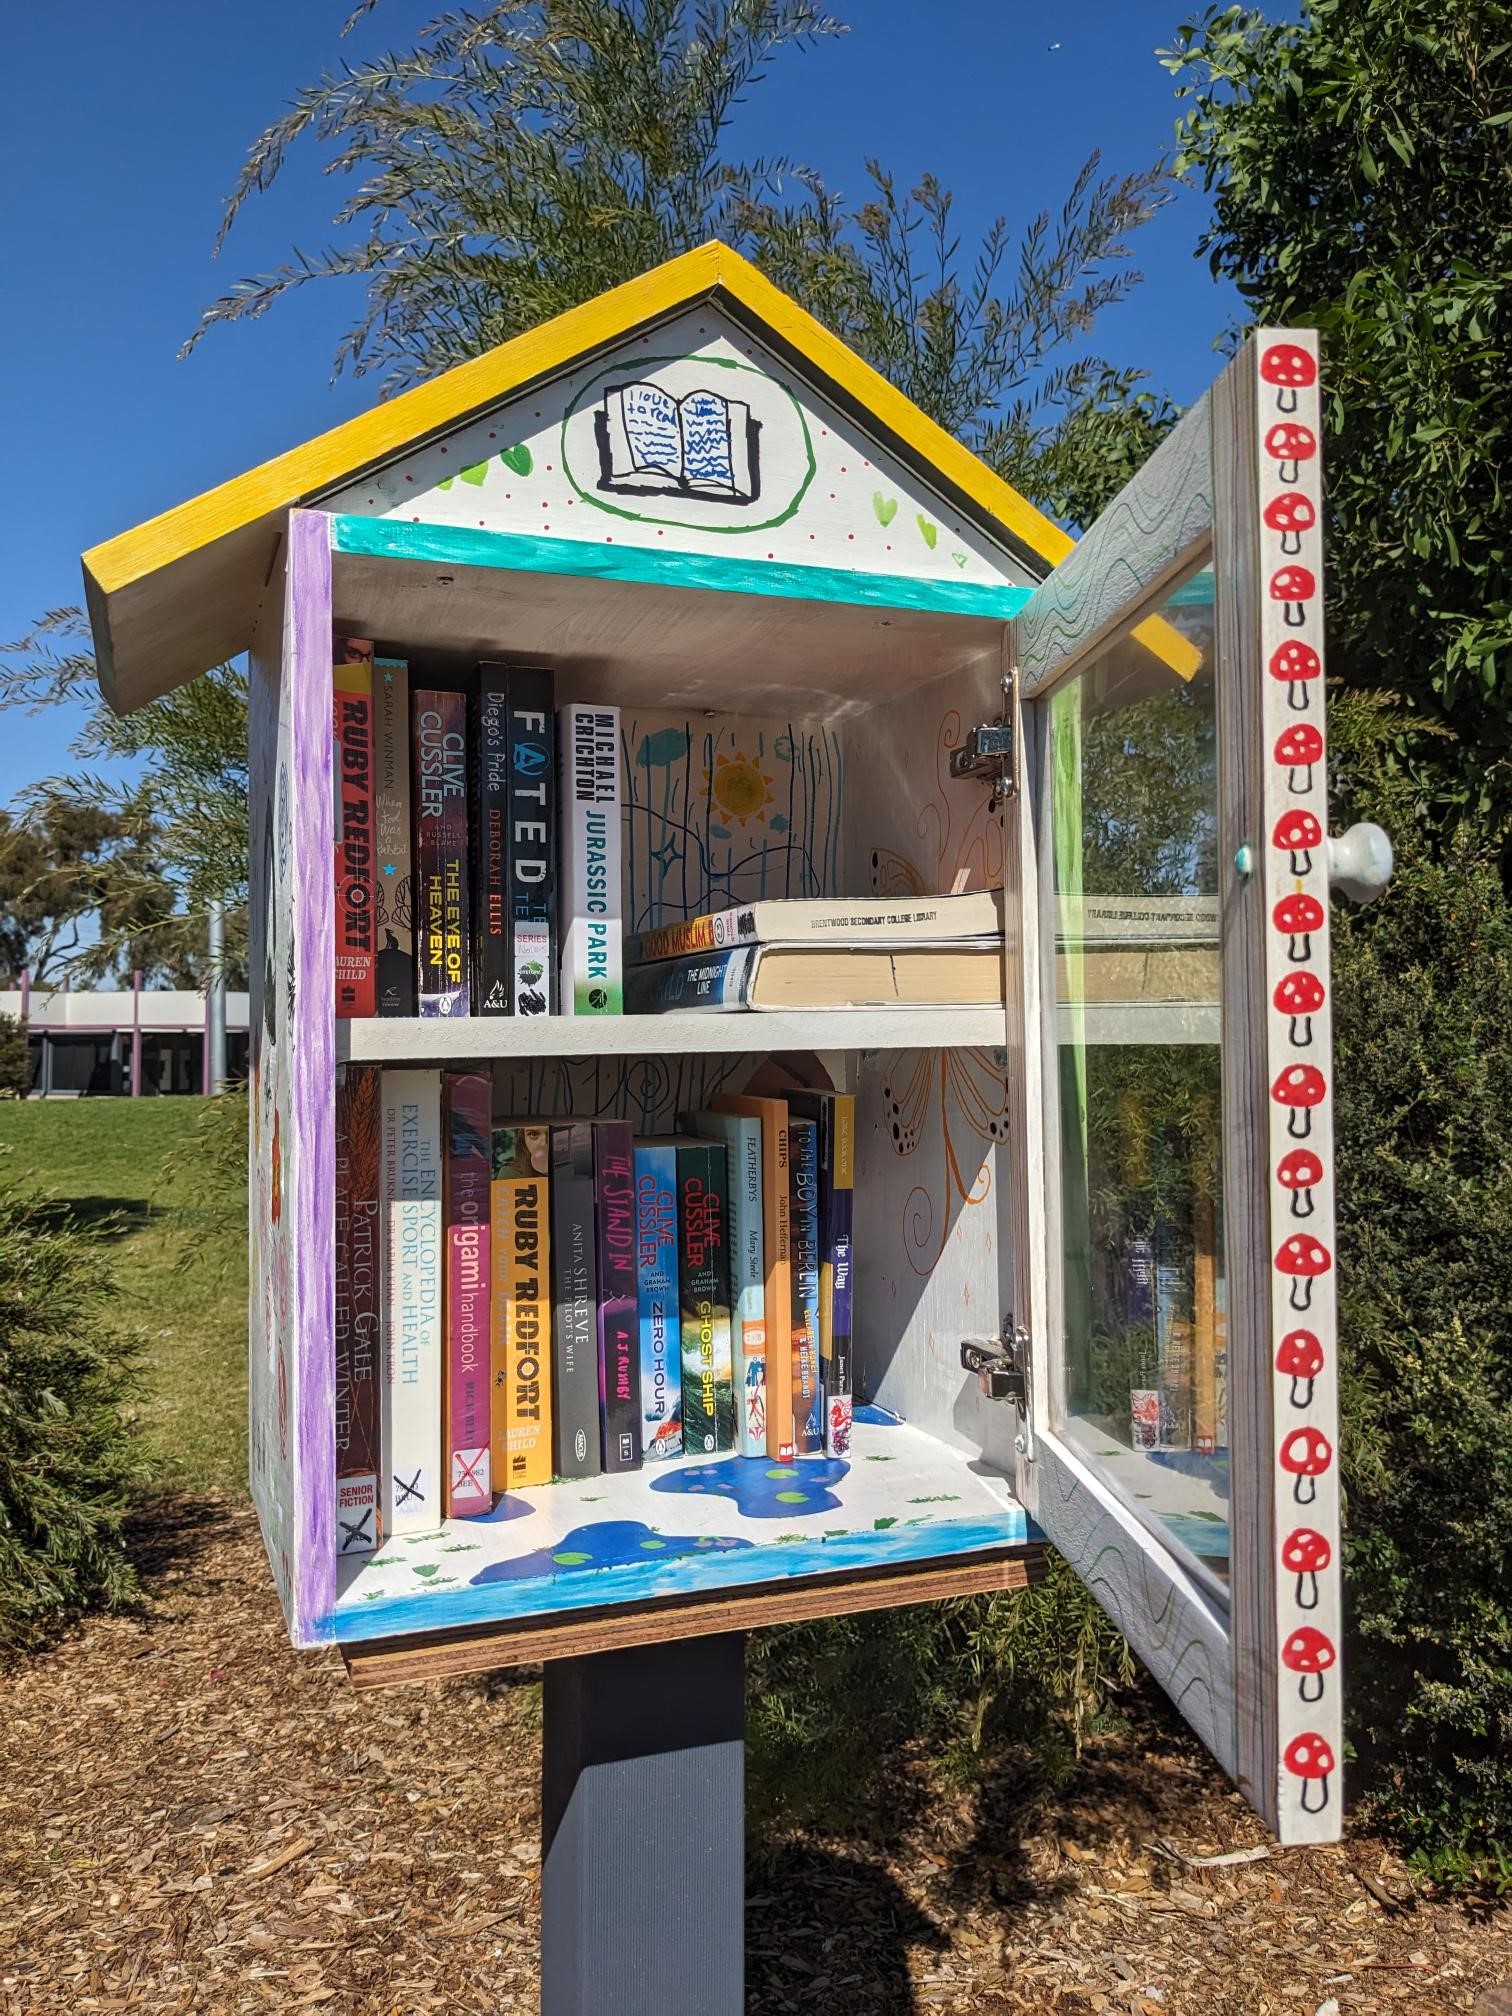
left=337, top=1004, right=1007, bottom=1063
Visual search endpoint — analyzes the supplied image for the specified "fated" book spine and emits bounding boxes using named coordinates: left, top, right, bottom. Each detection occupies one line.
left=380, top=1069, right=444, bottom=1536
left=491, top=1124, right=554, bottom=1490
left=413, top=689, right=470, bottom=1017
left=633, top=1141, right=682, bottom=1462
left=473, top=662, right=511, bottom=1017
left=550, top=1123, right=602, bottom=1480
left=443, top=1071, right=492, bottom=1517
left=334, top=1064, right=382, bottom=1554
left=370, top=654, right=415, bottom=1017
left=333, top=657, right=377, bottom=1018
left=678, top=1138, right=735, bottom=1455
left=507, top=665, right=557, bottom=1017
left=559, top=702, right=622, bottom=1015
left=593, top=1120, right=640, bottom=1470
left=788, top=1116, right=823, bottom=1455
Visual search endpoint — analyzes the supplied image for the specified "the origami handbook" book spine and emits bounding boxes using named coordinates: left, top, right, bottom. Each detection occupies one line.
left=443, top=1071, right=492, bottom=1517
left=593, top=1121, right=640, bottom=1470
left=380, top=1069, right=443, bottom=1536
left=678, top=1138, right=735, bottom=1455
left=550, top=1123, right=602, bottom=1481
left=633, top=1140, right=682, bottom=1462
left=413, top=689, right=470, bottom=1017
left=333, top=655, right=377, bottom=1018
left=334, top=1065, right=382, bottom=1554
left=559, top=702, right=622, bottom=1015
left=491, top=1123, right=554, bottom=1490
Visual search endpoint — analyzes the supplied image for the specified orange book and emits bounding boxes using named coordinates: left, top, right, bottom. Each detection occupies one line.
left=707, top=1094, right=793, bottom=1461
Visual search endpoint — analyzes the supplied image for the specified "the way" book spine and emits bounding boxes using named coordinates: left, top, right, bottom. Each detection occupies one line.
left=550, top=1123, right=602, bottom=1480
left=333, top=657, right=377, bottom=1018
left=473, top=662, right=511, bottom=1017
left=490, top=1124, right=554, bottom=1490
left=413, top=690, right=470, bottom=1017
left=788, top=1116, right=823, bottom=1455
left=559, top=703, right=622, bottom=1015
left=507, top=665, right=557, bottom=1017
left=334, top=1065, right=382, bottom=1554
left=443, top=1071, right=492, bottom=1517
left=633, top=1140, right=682, bottom=1462
left=380, top=1069, right=443, bottom=1536
left=593, top=1121, right=640, bottom=1469
left=678, top=1138, right=735, bottom=1455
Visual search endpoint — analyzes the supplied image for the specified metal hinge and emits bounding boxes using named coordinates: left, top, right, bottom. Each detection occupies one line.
left=948, top=721, right=1015, bottom=804
left=960, top=1316, right=1033, bottom=1457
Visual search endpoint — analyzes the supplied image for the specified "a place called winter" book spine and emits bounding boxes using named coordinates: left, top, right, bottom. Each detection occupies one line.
left=370, top=655, right=415, bottom=1016
left=413, top=689, right=470, bottom=1017
left=788, top=1116, right=823, bottom=1455
left=559, top=703, right=622, bottom=1015
left=380, top=1070, right=444, bottom=1536
left=550, top=1123, right=602, bottom=1481
left=491, top=1124, right=554, bottom=1490
left=443, top=1072, right=492, bottom=1517
left=678, top=1138, right=735, bottom=1455
left=473, top=662, right=511, bottom=1017
left=333, top=655, right=377, bottom=1018
left=507, top=665, right=557, bottom=1016
left=686, top=1112, right=764, bottom=1456
left=593, top=1121, right=640, bottom=1469
left=633, top=1141, right=682, bottom=1462
left=334, top=1065, right=382, bottom=1554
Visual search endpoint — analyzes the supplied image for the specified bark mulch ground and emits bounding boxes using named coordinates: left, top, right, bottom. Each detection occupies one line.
left=0, top=1494, right=1507, bottom=2015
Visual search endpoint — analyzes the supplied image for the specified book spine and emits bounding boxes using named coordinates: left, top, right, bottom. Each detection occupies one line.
left=559, top=703, right=622, bottom=1015
left=371, top=657, right=415, bottom=1016
left=679, top=1141, right=735, bottom=1454
left=627, top=914, right=719, bottom=963
left=822, top=1095, right=855, bottom=1458
left=333, top=661, right=377, bottom=1018
left=443, top=1072, right=492, bottom=1516
left=334, top=1065, right=382, bottom=1554
left=788, top=1118, right=823, bottom=1454
left=473, top=663, right=511, bottom=1017
left=550, top=1123, right=603, bottom=1479
left=491, top=1154, right=553, bottom=1491
left=593, top=1121, right=640, bottom=1470
left=380, top=1070, right=444, bottom=1536
left=624, top=945, right=752, bottom=1014
left=507, top=666, right=557, bottom=1017
left=413, top=690, right=471, bottom=1017
left=634, top=1143, right=682, bottom=1462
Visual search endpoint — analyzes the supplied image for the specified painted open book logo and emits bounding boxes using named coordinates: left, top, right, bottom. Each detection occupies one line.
left=595, top=381, right=762, bottom=504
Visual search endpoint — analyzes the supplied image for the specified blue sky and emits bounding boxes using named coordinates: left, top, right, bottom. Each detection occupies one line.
left=0, top=1, right=1238, bottom=808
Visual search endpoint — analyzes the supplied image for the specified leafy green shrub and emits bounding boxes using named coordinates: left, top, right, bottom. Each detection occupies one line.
left=0, top=1182, right=150, bottom=1650
left=0, top=1014, right=29, bottom=1099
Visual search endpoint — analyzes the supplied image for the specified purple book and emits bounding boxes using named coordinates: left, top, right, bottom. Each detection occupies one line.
left=593, top=1120, right=641, bottom=1471
left=413, top=689, right=470, bottom=1017
left=443, top=1070, right=492, bottom=1517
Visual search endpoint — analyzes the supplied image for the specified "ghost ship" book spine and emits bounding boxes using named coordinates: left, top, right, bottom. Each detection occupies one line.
left=507, top=665, right=557, bottom=1017
left=550, top=1123, right=602, bottom=1481
left=677, top=1137, right=735, bottom=1455
left=380, top=1069, right=444, bottom=1536
left=593, top=1120, right=640, bottom=1470
left=473, top=662, right=511, bottom=1017
left=443, top=1071, right=492, bottom=1518
left=334, top=1064, right=382, bottom=1554
left=413, top=689, right=470, bottom=1017
left=333, top=654, right=377, bottom=1018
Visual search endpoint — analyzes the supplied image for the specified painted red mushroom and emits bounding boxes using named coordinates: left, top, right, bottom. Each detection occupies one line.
left=1275, top=969, right=1326, bottom=1047
left=1280, top=1422, right=1333, bottom=1502
left=1282, top=1625, right=1337, bottom=1703
left=1269, top=639, right=1322, bottom=712
left=1272, top=1061, right=1327, bottom=1138
left=1263, top=488, right=1317, bottom=554
left=1273, top=890, right=1325, bottom=963
left=1265, top=420, right=1318, bottom=483
left=1277, top=1147, right=1324, bottom=1218
left=1275, top=720, right=1325, bottom=792
left=1284, top=1730, right=1336, bottom=1813
left=1282, top=1526, right=1331, bottom=1608
left=1270, top=563, right=1317, bottom=629
left=1274, top=807, right=1324, bottom=875
left=1276, top=1327, right=1325, bottom=1407
left=1261, top=342, right=1318, bottom=413
left=1277, top=1234, right=1333, bottom=1313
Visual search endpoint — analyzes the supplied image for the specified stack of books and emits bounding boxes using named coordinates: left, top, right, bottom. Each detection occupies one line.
left=333, top=1065, right=856, bottom=1552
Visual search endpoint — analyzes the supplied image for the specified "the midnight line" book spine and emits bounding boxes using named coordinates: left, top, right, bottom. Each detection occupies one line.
left=678, top=1138, right=735, bottom=1455
left=559, top=702, right=622, bottom=1015
left=380, top=1069, right=443, bottom=1536
left=333, top=656, right=377, bottom=1018
left=370, top=653, right=415, bottom=1017
left=413, top=689, right=470, bottom=1018
left=473, top=662, right=511, bottom=1017
left=334, top=1064, right=382, bottom=1554
left=788, top=1116, right=823, bottom=1455
left=550, top=1123, right=602, bottom=1481
left=491, top=1123, right=554, bottom=1490
left=507, top=665, right=557, bottom=1017
left=593, top=1120, right=640, bottom=1470
left=633, top=1140, right=682, bottom=1462
left=443, top=1071, right=492, bottom=1518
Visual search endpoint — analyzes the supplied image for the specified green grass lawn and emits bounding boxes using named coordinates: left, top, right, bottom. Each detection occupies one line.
left=0, top=1097, right=249, bottom=1493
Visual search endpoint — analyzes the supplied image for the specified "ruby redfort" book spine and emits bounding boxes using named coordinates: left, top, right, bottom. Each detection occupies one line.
left=333, top=656, right=377, bottom=1018
left=559, top=702, right=622, bottom=1015
left=507, top=665, right=557, bottom=1017
left=443, top=1071, right=492, bottom=1517
left=380, top=1070, right=443, bottom=1536
left=473, top=662, right=510, bottom=1017
left=593, top=1121, right=640, bottom=1470
left=413, top=689, right=470, bottom=1017
left=334, top=1065, right=382, bottom=1554
left=491, top=1124, right=554, bottom=1490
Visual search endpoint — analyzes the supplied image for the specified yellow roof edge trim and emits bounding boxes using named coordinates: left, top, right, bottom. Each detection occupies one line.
left=84, top=239, right=1070, bottom=602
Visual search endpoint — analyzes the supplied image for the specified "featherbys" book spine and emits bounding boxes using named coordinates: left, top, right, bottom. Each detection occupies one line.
left=334, top=1065, right=382, bottom=1554
left=380, top=1069, right=444, bottom=1536
left=507, top=665, right=556, bottom=1017
left=413, top=689, right=470, bottom=1017
left=788, top=1116, right=823, bottom=1455
left=792, top=1092, right=854, bottom=1457
left=442, top=1072, right=492, bottom=1517
left=633, top=1141, right=682, bottom=1462
left=490, top=1123, right=553, bottom=1490
left=593, top=1120, right=640, bottom=1470
left=559, top=702, right=622, bottom=1015
left=473, top=662, right=511, bottom=1017
left=333, top=656, right=377, bottom=1018
left=550, top=1123, right=602, bottom=1480
left=371, top=655, right=415, bottom=1016
left=685, top=1111, right=764, bottom=1456
left=678, top=1138, right=735, bottom=1455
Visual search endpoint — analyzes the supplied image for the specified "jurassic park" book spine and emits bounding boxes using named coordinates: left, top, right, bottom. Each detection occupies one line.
left=558, top=702, right=622, bottom=1015
left=550, top=1123, right=602, bottom=1481
left=506, top=665, right=557, bottom=1017
left=334, top=1064, right=382, bottom=1555
left=472, top=662, right=511, bottom=1018
left=442, top=1071, right=492, bottom=1518
left=371, top=654, right=415, bottom=1017
left=633, top=1140, right=682, bottom=1463
left=333, top=653, right=377, bottom=1018
left=593, top=1120, right=640, bottom=1470
left=677, top=1138, right=735, bottom=1455
left=490, top=1123, right=554, bottom=1491
left=788, top=1116, right=823, bottom=1455
left=413, top=689, right=470, bottom=1018
left=380, top=1069, right=444, bottom=1536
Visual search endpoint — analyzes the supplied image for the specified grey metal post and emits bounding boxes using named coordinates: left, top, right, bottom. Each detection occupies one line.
left=207, top=898, right=227, bottom=1094
left=540, top=1633, right=746, bottom=2016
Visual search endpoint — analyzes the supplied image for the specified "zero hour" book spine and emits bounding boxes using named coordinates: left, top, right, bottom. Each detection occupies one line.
left=334, top=1065, right=382, bottom=1554
left=550, top=1123, right=602, bottom=1480
left=678, top=1138, right=735, bottom=1455
left=559, top=702, right=622, bottom=1015
left=491, top=1123, right=554, bottom=1490
left=593, top=1120, right=640, bottom=1469
left=413, top=689, right=470, bottom=1017
left=633, top=1140, right=682, bottom=1462
left=346, top=645, right=418, bottom=1018
left=473, top=662, right=511, bottom=1017
left=507, top=665, right=556, bottom=1017
left=380, top=1069, right=443, bottom=1536
left=443, top=1071, right=492, bottom=1517
left=333, top=654, right=377, bottom=1018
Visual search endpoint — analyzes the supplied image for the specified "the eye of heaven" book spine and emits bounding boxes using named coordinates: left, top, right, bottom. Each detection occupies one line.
left=413, top=690, right=471, bottom=1018
left=334, top=1064, right=382, bottom=1554
left=558, top=703, right=622, bottom=1015
left=380, top=1070, right=444, bottom=1536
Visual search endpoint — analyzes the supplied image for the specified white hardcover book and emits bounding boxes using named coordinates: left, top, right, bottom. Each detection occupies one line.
left=558, top=702, right=623, bottom=1015
left=380, top=1069, right=444, bottom=1536
left=689, top=1111, right=766, bottom=1457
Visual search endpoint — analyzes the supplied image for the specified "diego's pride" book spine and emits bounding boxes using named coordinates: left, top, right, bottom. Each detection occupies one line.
left=443, top=1072, right=492, bottom=1517
left=473, top=662, right=511, bottom=1017
left=413, top=690, right=470, bottom=1017
left=333, top=656, right=377, bottom=1018
left=507, top=665, right=556, bottom=1017
left=788, top=1116, right=823, bottom=1455
left=490, top=1124, right=553, bottom=1490
left=593, top=1120, right=640, bottom=1470
left=370, top=655, right=415, bottom=1017
left=334, top=1065, right=382, bottom=1554
left=678, top=1138, right=735, bottom=1455
left=380, top=1070, right=443, bottom=1536
left=633, top=1141, right=682, bottom=1462
left=550, top=1123, right=602, bottom=1480
left=559, top=703, right=622, bottom=1015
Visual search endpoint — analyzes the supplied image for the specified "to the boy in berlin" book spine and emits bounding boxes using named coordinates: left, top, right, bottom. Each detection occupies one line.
left=334, top=1064, right=382, bottom=1554
left=507, top=665, right=557, bottom=1016
left=633, top=1139, right=682, bottom=1462
left=333, top=652, right=377, bottom=1018
left=380, top=1069, right=444, bottom=1536
left=442, top=1071, right=492, bottom=1517
left=491, top=1123, right=554, bottom=1490
left=550, top=1122, right=602, bottom=1480
left=348, top=643, right=416, bottom=1018
left=678, top=1137, right=735, bottom=1454
left=413, top=689, right=470, bottom=1017
left=473, top=662, right=510, bottom=1017
left=593, top=1120, right=640, bottom=1469
left=558, top=702, right=622, bottom=1015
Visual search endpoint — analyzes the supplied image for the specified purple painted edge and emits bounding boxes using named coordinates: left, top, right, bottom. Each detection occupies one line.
left=289, top=510, right=337, bottom=1635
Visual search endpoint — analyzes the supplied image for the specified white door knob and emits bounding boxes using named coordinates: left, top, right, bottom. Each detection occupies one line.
left=1327, top=822, right=1393, bottom=904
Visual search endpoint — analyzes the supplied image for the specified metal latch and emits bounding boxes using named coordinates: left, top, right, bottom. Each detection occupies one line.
left=948, top=721, right=1015, bottom=805
left=960, top=1317, right=1032, bottom=1456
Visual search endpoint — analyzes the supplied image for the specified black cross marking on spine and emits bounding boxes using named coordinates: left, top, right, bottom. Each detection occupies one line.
left=395, top=1470, right=426, bottom=1508
left=339, top=1508, right=376, bottom=1552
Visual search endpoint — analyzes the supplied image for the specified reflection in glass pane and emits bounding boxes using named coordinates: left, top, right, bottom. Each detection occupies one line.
left=1046, top=567, right=1229, bottom=1580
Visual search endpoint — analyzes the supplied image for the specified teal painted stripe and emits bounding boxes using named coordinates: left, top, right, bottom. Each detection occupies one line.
left=330, top=514, right=1032, bottom=623
left=315, top=1509, right=1031, bottom=1645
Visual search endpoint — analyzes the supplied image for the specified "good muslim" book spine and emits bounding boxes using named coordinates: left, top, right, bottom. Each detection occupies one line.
left=334, top=1064, right=382, bottom=1555
left=507, top=665, right=557, bottom=1017
left=550, top=1123, right=602, bottom=1480
left=380, top=1069, right=444, bottom=1536
left=684, top=1111, right=764, bottom=1456
left=558, top=702, right=622, bottom=1015
left=370, top=654, right=415, bottom=1017
left=677, top=1137, right=735, bottom=1455
left=333, top=653, right=377, bottom=1018
left=791, top=1092, right=854, bottom=1457
left=788, top=1116, right=823, bottom=1455
left=443, top=1071, right=492, bottom=1517
left=473, top=662, right=511, bottom=1017
left=490, top=1123, right=554, bottom=1490
left=593, top=1120, right=640, bottom=1470
left=633, top=1140, right=682, bottom=1462
left=413, top=689, right=470, bottom=1017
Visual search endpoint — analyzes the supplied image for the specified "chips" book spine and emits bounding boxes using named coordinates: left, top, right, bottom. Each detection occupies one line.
left=413, top=689, right=470, bottom=1017
left=633, top=1140, right=682, bottom=1462
left=473, top=662, right=511, bottom=1017
left=380, top=1069, right=443, bottom=1536
left=788, top=1116, right=823, bottom=1455
left=550, top=1123, right=603, bottom=1480
left=333, top=655, right=377, bottom=1018
left=559, top=703, right=622, bottom=1015
left=678, top=1138, right=735, bottom=1455
left=490, top=1123, right=554, bottom=1490
left=593, top=1120, right=640, bottom=1469
left=443, top=1071, right=492, bottom=1517
left=334, top=1064, right=382, bottom=1554
left=508, top=665, right=557, bottom=1017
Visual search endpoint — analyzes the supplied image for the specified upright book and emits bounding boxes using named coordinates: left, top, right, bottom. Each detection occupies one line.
left=675, top=1137, right=735, bottom=1454
left=413, top=689, right=470, bottom=1016
left=593, top=1120, right=640, bottom=1469
left=633, top=1140, right=683, bottom=1462
left=490, top=1123, right=554, bottom=1490
left=372, top=654, right=415, bottom=1016
left=788, top=1116, right=823, bottom=1455
left=685, top=1110, right=765, bottom=1457
left=559, top=702, right=622, bottom=1015
left=708, top=1093, right=793, bottom=1460
left=790, top=1091, right=855, bottom=1457
left=443, top=1072, right=492, bottom=1517
left=550, top=1123, right=603, bottom=1480
left=507, top=665, right=557, bottom=1016
left=333, top=653, right=377, bottom=1018
left=380, top=1070, right=444, bottom=1536
left=473, top=662, right=511, bottom=1017
left=334, top=1065, right=382, bottom=1554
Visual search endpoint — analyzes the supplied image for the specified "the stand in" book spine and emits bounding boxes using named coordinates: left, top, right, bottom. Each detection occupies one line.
left=507, top=666, right=556, bottom=1017
left=559, top=702, right=622, bottom=1015
left=677, top=1137, right=735, bottom=1455
left=334, top=1065, right=382, bottom=1554
left=413, top=689, right=470, bottom=1017
left=380, top=1069, right=443, bottom=1536
left=550, top=1123, right=602, bottom=1481
left=443, top=1071, right=492, bottom=1517
left=333, top=655, right=376, bottom=1018
left=473, top=662, right=510, bottom=1017
left=593, top=1121, right=640, bottom=1470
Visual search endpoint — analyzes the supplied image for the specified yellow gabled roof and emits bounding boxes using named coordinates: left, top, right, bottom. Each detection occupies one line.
left=82, top=240, right=1073, bottom=714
